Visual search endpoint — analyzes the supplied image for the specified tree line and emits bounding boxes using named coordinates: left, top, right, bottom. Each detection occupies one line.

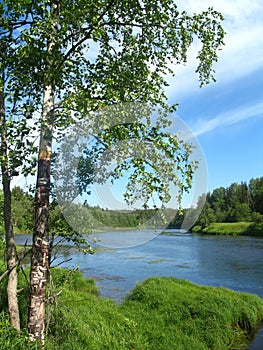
left=0, top=187, right=176, bottom=233
left=192, top=176, right=263, bottom=230
left=3, top=176, right=263, bottom=237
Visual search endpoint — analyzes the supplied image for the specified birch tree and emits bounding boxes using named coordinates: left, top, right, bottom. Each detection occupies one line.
left=29, top=1, right=224, bottom=344
left=0, top=42, right=20, bottom=332
left=1, top=0, right=225, bottom=344
left=0, top=3, right=39, bottom=331
left=28, top=1, right=60, bottom=343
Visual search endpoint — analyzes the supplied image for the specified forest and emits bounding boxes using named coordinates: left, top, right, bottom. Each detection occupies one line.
left=1, top=175, right=262, bottom=236
left=192, top=176, right=263, bottom=230
left=0, top=186, right=175, bottom=234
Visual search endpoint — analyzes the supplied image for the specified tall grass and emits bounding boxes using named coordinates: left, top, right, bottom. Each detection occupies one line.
left=122, top=277, right=263, bottom=349
left=0, top=266, right=262, bottom=349
left=44, top=268, right=147, bottom=349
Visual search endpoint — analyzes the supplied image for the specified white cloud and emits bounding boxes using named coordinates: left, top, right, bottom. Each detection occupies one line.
left=177, top=0, right=262, bottom=21
left=166, top=0, right=263, bottom=98
left=192, top=101, right=263, bottom=136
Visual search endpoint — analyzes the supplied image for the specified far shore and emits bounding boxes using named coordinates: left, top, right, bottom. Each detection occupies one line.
left=192, top=222, right=263, bottom=236
left=3, top=221, right=263, bottom=238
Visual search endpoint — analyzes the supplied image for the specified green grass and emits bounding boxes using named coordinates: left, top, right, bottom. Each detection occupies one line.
left=121, top=277, right=263, bottom=350
left=0, top=267, right=263, bottom=349
left=192, top=222, right=263, bottom=235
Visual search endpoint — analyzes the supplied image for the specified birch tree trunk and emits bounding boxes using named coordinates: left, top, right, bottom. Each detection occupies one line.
left=28, top=1, right=59, bottom=345
left=28, top=84, right=54, bottom=344
left=0, top=64, right=20, bottom=331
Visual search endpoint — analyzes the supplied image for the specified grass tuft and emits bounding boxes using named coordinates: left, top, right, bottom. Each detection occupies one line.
left=0, top=268, right=263, bottom=349
left=121, top=277, right=263, bottom=350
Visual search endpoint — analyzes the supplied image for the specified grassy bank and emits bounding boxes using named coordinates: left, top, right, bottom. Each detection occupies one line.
left=122, top=277, right=263, bottom=350
left=192, top=222, right=263, bottom=236
left=0, top=267, right=263, bottom=349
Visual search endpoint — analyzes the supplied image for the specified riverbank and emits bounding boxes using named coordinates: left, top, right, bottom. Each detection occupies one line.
left=0, top=265, right=263, bottom=349
left=192, top=222, right=263, bottom=236
left=9, top=221, right=263, bottom=237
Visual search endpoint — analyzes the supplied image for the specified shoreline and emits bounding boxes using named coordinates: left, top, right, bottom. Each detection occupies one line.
left=1, top=263, right=262, bottom=349
left=191, top=222, right=263, bottom=236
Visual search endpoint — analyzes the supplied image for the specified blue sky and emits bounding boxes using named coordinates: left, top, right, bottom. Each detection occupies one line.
left=167, top=0, right=263, bottom=192
left=58, top=0, right=263, bottom=211
left=14, top=0, right=263, bottom=212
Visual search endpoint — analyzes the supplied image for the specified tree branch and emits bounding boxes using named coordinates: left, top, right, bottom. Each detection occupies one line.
left=56, top=0, right=117, bottom=72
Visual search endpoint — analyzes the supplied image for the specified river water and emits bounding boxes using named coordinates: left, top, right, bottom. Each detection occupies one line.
left=15, top=230, right=263, bottom=349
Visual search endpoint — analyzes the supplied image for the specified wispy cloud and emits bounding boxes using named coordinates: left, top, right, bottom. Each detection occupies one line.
left=166, top=0, right=263, bottom=97
left=193, top=101, right=263, bottom=136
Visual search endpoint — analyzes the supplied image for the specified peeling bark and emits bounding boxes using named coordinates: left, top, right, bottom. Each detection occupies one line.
left=28, top=1, right=59, bottom=345
left=28, top=84, right=54, bottom=345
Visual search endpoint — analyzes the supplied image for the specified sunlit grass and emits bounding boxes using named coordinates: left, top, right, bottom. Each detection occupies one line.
left=122, top=277, right=263, bottom=349
left=193, top=222, right=262, bottom=235
left=0, top=267, right=263, bottom=349
left=44, top=272, right=263, bottom=349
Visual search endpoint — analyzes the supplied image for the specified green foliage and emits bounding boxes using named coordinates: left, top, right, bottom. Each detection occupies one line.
left=49, top=201, right=75, bottom=235
left=5, top=175, right=263, bottom=236
left=50, top=200, right=178, bottom=234
left=0, top=236, right=5, bottom=250
left=11, top=187, right=34, bottom=233
left=1, top=0, right=225, bottom=125
left=74, top=120, right=198, bottom=210
left=1, top=185, right=178, bottom=236
left=249, top=177, right=263, bottom=214
left=192, top=176, right=263, bottom=230
left=0, top=187, right=34, bottom=234
left=1, top=0, right=225, bottom=259
left=1, top=1, right=226, bottom=345
left=0, top=3, right=39, bottom=180
left=251, top=212, right=263, bottom=231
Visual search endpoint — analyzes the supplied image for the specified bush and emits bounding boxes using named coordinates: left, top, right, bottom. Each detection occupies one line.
left=251, top=212, right=263, bottom=230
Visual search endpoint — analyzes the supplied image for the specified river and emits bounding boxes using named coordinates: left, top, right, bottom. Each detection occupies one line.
left=15, top=230, right=263, bottom=349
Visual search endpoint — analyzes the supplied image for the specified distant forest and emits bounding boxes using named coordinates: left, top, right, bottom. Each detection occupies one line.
left=189, top=176, right=263, bottom=230
left=0, top=187, right=175, bottom=234
left=0, top=176, right=262, bottom=235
